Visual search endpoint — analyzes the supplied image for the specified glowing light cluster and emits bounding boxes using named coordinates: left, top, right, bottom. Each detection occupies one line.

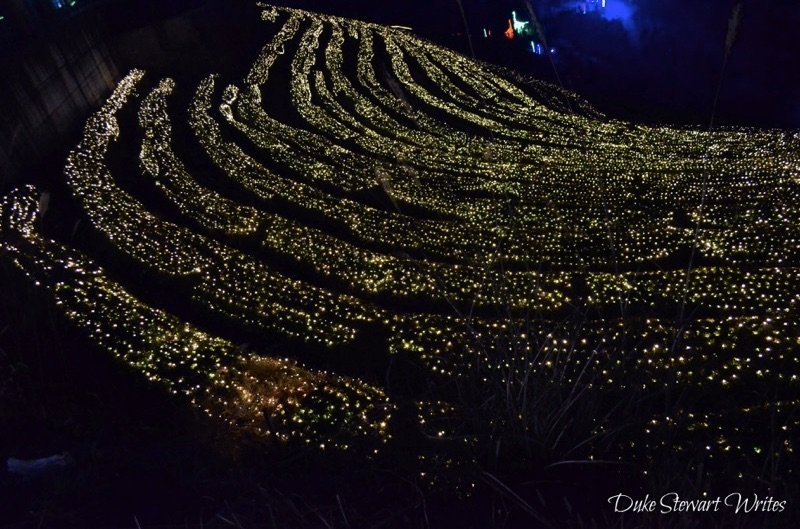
left=1, top=3, right=798, bottom=469
left=0, top=185, right=392, bottom=449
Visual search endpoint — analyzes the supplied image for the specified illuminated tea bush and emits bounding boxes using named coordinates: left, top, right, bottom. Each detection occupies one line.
left=1, top=3, right=798, bottom=476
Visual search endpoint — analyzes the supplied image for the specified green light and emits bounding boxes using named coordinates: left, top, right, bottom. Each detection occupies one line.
left=511, top=11, right=530, bottom=34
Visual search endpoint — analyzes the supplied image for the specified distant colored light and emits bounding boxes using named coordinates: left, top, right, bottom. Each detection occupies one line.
left=483, top=28, right=488, bottom=38
left=504, top=19, right=514, bottom=40
left=511, top=10, right=530, bottom=34
left=550, top=47, right=556, bottom=54
left=599, top=0, right=636, bottom=27
left=602, top=0, right=606, bottom=7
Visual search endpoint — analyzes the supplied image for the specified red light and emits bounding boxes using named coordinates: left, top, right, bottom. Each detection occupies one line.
left=504, top=19, right=514, bottom=40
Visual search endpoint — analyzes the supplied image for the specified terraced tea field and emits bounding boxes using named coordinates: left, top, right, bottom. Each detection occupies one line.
left=2, top=2, right=799, bottom=499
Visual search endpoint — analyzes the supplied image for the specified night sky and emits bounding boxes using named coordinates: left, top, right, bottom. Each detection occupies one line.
left=272, top=0, right=800, bottom=129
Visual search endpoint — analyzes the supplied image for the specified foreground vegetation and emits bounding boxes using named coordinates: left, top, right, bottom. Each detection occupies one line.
left=1, top=3, right=798, bottom=527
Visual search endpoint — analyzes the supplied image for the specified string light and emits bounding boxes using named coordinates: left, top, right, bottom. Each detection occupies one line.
left=1, top=4, right=797, bottom=469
